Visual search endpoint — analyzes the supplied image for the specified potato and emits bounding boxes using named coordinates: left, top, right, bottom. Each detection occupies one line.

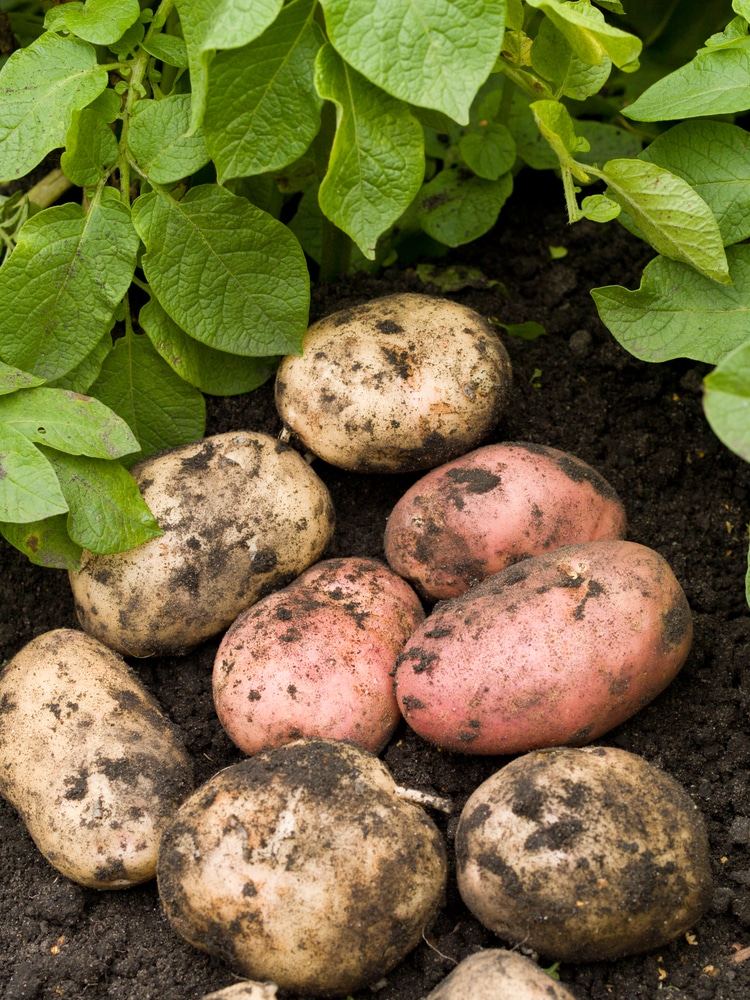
left=456, top=746, right=713, bottom=961
left=0, top=629, right=193, bottom=889
left=384, top=442, right=627, bottom=600
left=395, top=540, right=692, bottom=754
left=70, top=431, right=335, bottom=656
left=275, top=293, right=512, bottom=472
left=157, top=738, right=447, bottom=996
left=425, top=950, right=577, bottom=1000
left=213, top=557, right=424, bottom=754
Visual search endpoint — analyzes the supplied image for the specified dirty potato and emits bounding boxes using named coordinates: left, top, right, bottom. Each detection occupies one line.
left=0, top=629, right=193, bottom=889
left=213, top=557, right=425, bottom=754
left=70, top=431, right=335, bottom=656
left=275, top=293, right=512, bottom=472
left=384, top=441, right=627, bottom=600
left=157, top=739, right=447, bottom=996
left=456, top=747, right=713, bottom=961
left=425, top=949, right=578, bottom=999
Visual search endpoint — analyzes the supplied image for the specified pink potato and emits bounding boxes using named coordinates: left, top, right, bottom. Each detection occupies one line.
left=395, top=540, right=692, bottom=754
left=384, top=442, right=627, bottom=601
left=213, top=557, right=425, bottom=755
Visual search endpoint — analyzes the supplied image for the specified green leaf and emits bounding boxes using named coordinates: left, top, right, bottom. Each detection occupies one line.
left=575, top=120, right=642, bottom=166
left=0, top=190, right=139, bottom=380
left=494, top=320, right=548, bottom=339
left=0, top=362, right=45, bottom=396
left=0, top=387, right=140, bottom=458
left=318, top=0, right=506, bottom=125
left=315, top=43, right=425, bottom=258
left=0, top=32, right=107, bottom=180
left=109, top=19, right=144, bottom=59
left=87, top=334, right=205, bottom=466
left=531, top=99, right=590, bottom=163
left=525, top=0, right=641, bottom=70
left=418, top=167, right=513, bottom=247
left=87, top=87, right=123, bottom=123
left=459, top=122, right=516, bottom=181
left=0, top=424, right=67, bottom=522
left=0, top=515, right=83, bottom=571
left=132, top=185, right=309, bottom=357
left=139, top=296, right=278, bottom=396
left=61, top=107, right=119, bottom=187
left=204, top=0, right=324, bottom=182
left=704, top=341, right=750, bottom=464
left=38, top=446, right=162, bottom=553
left=141, top=32, right=189, bottom=68
left=531, top=15, right=612, bottom=100
left=45, top=0, right=140, bottom=45
left=592, top=245, right=750, bottom=364
left=127, top=95, right=210, bottom=184
left=635, top=121, right=750, bottom=247
left=580, top=193, right=621, bottom=221
left=416, top=263, right=505, bottom=292
left=507, top=89, right=559, bottom=170
left=175, top=0, right=284, bottom=131
left=624, top=44, right=750, bottom=120
left=45, top=333, right=113, bottom=393
left=598, top=158, right=730, bottom=284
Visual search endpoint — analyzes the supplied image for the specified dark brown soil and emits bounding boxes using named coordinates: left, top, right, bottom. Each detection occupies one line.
left=3, top=171, right=750, bottom=1000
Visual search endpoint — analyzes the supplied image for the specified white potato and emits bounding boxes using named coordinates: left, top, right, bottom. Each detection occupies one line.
left=0, top=629, right=193, bottom=889
left=70, top=431, right=335, bottom=656
left=157, top=738, right=448, bottom=995
left=456, top=746, right=713, bottom=962
left=275, top=293, right=512, bottom=472
left=425, top=950, right=578, bottom=1000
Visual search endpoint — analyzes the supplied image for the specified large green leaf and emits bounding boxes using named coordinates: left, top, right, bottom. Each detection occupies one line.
left=61, top=107, right=119, bottom=188
left=318, top=0, right=506, bottom=125
left=0, top=387, right=140, bottom=459
left=635, top=121, right=750, bottom=247
left=0, top=363, right=44, bottom=397
left=0, top=32, right=108, bottom=180
left=624, top=43, right=750, bottom=120
left=592, top=245, right=750, bottom=364
left=0, top=190, right=139, bottom=380
left=315, top=43, right=424, bottom=258
left=139, top=297, right=278, bottom=396
left=87, top=334, right=206, bottom=466
left=531, top=14, right=612, bottom=99
left=204, top=0, right=324, bottom=182
left=703, top=340, right=750, bottom=464
left=175, top=0, right=284, bottom=130
left=526, top=0, right=641, bottom=69
left=39, top=447, right=162, bottom=553
left=0, top=515, right=83, bottom=570
left=45, top=0, right=141, bottom=45
left=127, top=95, right=210, bottom=184
left=131, top=185, right=309, bottom=356
left=0, top=424, right=67, bottom=522
left=598, top=158, right=730, bottom=284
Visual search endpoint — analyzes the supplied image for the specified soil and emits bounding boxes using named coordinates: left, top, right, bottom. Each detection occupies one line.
left=2, top=170, right=750, bottom=1000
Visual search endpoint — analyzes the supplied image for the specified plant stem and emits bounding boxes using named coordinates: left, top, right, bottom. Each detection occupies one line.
left=25, top=168, right=73, bottom=208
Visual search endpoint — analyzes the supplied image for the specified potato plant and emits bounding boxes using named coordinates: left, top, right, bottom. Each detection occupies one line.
left=0, top=0, right=736, bottom=577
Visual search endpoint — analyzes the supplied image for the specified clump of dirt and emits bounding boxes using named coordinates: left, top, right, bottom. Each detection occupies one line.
left=2, top=170, right=749, bottom=1000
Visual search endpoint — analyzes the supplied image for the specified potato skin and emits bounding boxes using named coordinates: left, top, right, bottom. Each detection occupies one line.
left=384, top=441, right=627, bottom=600
left=395, top=540, right=692, bottom=754
left=0, top=629, right=193, bottom=889
left=157, top=739, right=447, bottom=996
left=456, top=747, right=713, bottom=961
left=70, top=431, right=335, bottom=656
left=213, top=557, right=424, bottom=754
left=275, top=293, right=512, bottom=473
left=425, top=949, right=577, bottom=1000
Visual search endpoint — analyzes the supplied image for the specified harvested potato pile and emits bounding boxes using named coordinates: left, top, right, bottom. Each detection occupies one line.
left=275, top=293, right=513, bottom=472
left=456, top=746, right=713, bottom=961
left=70, top=430, right=334, bottom=656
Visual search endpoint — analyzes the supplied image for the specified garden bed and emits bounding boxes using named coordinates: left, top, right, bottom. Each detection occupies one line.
left=1, top=171, right=749, bottom=1000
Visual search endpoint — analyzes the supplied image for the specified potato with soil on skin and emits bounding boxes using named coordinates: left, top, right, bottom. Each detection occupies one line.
left=0, top=628, right=193, bottom=889
left=384, top=441, right=627, bottom=601
left=157, top=738, right=448, bottom=997
left=425, top=949, right=578, bottom=999
left=70, top=430, right=335, bottom=657
left=275, top=293, right=512, bottom=473
left=213, top=557, right=424, bottom=755
left=456, top=746, right=713, bottom=962
left=395, top=540, right=692, bottom=754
